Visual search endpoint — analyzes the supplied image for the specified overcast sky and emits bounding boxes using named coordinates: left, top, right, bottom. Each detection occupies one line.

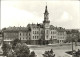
left=1, top=0, right=80, bottom=29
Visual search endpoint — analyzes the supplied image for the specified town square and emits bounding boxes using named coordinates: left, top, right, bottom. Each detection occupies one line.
left=0, top=0, right=80, bottom=57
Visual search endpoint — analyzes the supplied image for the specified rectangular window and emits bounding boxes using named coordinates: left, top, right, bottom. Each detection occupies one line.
left=35, top=31, right=36, bottom=34
left=20, top=37, right=21, bottom=40
left=29, top=37, right=30, bottom=40
left=51, top=36, right=52, bottom=38
left=35, top=36, right=36, bottom=39
left=53, top=36, right=54, bottom=38
left=46, top=35, right=48, bottom=39
left=20, top=33, right=21, bottom=36
left=46, top=30, right=48, bottom=34
left=29, top=33, right=30, bottom=36
left=53, top=32, right=54, bottom=34
left=37, top=36, right=38, bottom=39
left=51, top=31, right=52, bottom=34
left=33, top=36, right=34, bottom=39
left=33, top=31, right=34, bottom=34
left=41, top=31, right=43, bottom=34
left=37, top=31, right=38, bottom=34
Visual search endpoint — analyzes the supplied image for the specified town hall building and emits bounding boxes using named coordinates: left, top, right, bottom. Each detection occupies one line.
left=26, top=5, right=67, bottom=45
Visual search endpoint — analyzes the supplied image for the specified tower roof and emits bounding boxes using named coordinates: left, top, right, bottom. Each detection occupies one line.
left=44, top=5, right=49, bottom=14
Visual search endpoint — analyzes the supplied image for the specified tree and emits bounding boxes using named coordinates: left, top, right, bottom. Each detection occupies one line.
left=14, top=43, right=30, bottom=57
left=7, top=49, right=15, bottom=57
left=2, top=43, right=12, bottom=56
left=2, top=39, right=35, bottom=57
left=42, top=49, right=55, bottom=57
left=50, top=49, right=53, bottom=54
left=2, top=28, right=6, bottom=30
left=29, top=51, right=37, bottom=57
left=12, top=38, right=21, bottom=49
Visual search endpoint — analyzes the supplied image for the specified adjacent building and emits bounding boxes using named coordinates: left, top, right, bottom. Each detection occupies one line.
left=3, top=27, right=28, bottom=43
left=0, top=30, right=3, bottom=44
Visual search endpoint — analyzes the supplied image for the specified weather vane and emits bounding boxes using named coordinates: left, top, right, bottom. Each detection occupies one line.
left=46, top=2, right=47, bottom=6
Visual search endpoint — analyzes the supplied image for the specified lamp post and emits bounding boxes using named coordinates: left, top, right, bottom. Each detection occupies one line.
left=71, top=34, right=75, bottom=57
left=72, top=36, right=73, bottom=57
left=71, top=34, right=76, bottom=57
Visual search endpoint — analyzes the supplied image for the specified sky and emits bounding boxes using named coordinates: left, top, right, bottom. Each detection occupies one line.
left=1, top=0, right=80, bottom=29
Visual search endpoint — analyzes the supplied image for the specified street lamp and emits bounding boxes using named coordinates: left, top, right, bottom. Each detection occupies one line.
left=71, top=34, right=73, bottom=57
left=71, top=34, right=76, bottom=57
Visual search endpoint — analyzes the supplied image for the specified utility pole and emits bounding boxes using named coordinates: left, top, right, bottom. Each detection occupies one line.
left=72, top=38, right=73, bottom=57
left=71, top=34, right=74, bottom=57
left=72, top=34, right=76, bottom=57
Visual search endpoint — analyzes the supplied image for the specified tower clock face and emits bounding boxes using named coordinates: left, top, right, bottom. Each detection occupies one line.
left=45, top=24, right=49, bottom=28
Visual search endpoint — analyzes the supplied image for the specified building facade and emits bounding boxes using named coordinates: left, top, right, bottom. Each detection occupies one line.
left=2, top=5, right=67, bottom=45
left=26, top=5, right=67, bottom=45
left=3, top=27, right=28, bottom=44
left=0, top=30, right=3, bottom=45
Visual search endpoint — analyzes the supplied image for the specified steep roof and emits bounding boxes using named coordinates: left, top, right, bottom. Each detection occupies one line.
left=2, top=26, right=28, bottom=32
left=57, top=27, right=66, bottom=32
left=27, top=23, right=44, bottom=28
left=50, top=25, right=65, bottom=32
left=50, top=25, right=57, bottom=30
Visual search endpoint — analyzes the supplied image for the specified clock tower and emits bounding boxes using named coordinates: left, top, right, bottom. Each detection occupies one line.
left=43, top=5, right=50, bottom=44
left=43, top=5, right=50, bottom=28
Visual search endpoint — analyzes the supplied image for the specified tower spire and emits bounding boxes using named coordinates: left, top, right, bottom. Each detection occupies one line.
left=43, top=3, right=50, bottom=24
left=45, top=2, right=48, bottom=14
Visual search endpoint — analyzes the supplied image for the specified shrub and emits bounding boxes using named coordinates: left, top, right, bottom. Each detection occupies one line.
left=14, top=43, right=30, bottom=57
left=29, top=51, right=37, bottom=57
left=2, top=43, right=12, bottom=56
